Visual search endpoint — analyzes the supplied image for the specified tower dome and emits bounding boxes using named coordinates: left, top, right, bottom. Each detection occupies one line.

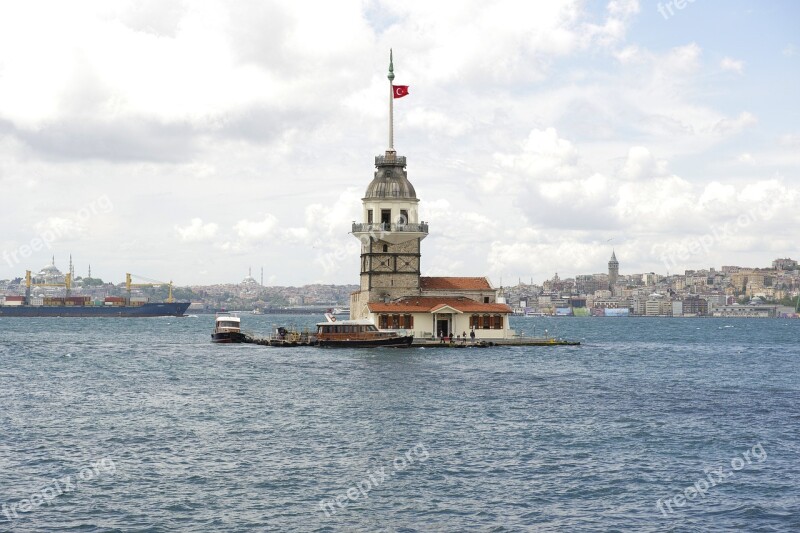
left=364, top=154, right=416, bottom=199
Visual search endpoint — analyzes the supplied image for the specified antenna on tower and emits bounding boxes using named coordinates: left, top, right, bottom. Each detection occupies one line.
left=388, top=49, right=395, bottom=151
left=386, top=49, right=409, bottom=153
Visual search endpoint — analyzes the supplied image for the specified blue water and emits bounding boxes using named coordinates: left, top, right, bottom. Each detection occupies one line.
left=1, top=315, right=798, bottom=532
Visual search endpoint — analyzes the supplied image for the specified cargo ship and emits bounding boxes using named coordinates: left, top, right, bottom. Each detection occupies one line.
left=0, top=270, right=189, bottom=318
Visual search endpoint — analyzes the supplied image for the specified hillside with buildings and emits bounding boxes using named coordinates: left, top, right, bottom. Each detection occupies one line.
left=504, top=256, right=800, bottom=318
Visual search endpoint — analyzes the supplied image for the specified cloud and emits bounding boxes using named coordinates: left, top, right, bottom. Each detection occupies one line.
left=175, top=218, right=218, bottom=243
left=720, top=57, right=744, bottom=74
left=34, top=217, right=88, bottom=242
left=711, top=111, right=757, bottom=136
left=621, top=146, right=665, bottom=180
left=0, top=2, right=795, bottom=285
left=233, top=214, right=279, bottom=242
left=737, top=153, right=755, bottom=165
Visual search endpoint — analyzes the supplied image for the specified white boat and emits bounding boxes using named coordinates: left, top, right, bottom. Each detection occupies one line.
left=212, top=312, right=247, bottom=343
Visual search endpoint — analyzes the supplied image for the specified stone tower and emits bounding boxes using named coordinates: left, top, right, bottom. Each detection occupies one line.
left=350, top=51, right=428, bottom=318
left=608, top=250, right=619, bottom=290
left=351, top=151, right=428, bottom=305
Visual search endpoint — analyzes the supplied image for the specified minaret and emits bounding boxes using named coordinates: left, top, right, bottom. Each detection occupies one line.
left=351, top=51, right=428, bottom=317
left=88, top=264, right=92, bottom=279
left=608, top=250, right=619, bottom=290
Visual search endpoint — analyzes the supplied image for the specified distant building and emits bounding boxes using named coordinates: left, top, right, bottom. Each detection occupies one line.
left=681, top=295, right=708, bottom=316
left=608, top=251, right=619, bottom=290
left=772, top=258, right=797, bottom=271
left=35, top=257, right=65, bottom=284
left=712, top=304, right=778, bottom=318
left=642, top=272, right=659, bottom=286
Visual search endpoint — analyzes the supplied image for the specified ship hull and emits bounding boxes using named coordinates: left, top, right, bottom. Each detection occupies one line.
left=317, top=334, right=414, bottom=348
left=0, top=302, right=190, bottom=317
left=211, top=331, right=248, bottom=343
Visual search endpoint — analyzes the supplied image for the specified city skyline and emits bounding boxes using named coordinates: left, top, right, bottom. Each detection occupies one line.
left=6, top=251, right=795, bottom=291
left=0, top=1, right=798, bottom=285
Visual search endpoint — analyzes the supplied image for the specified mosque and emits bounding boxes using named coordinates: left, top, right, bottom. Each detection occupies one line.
left=348, top=53, right=513, bottom=340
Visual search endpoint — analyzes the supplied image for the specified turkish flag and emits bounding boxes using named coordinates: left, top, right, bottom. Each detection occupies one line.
left=393, top=85, right=409, bottom=98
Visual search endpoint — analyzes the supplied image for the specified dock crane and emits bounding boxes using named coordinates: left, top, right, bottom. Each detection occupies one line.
left=25, top=270, right=72, bottom=303
left=125, top=273, right=175, bottom=303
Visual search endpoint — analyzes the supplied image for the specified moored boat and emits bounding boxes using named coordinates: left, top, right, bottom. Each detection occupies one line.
left=212, top=313, right=248, bottom=343
left=315, top=315, right=413, bottom=348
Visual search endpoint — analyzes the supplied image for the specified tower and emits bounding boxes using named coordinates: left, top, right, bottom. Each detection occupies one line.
left=608, top=250, right=619, bottom=290
left=351, top=51, right=428, bottom=316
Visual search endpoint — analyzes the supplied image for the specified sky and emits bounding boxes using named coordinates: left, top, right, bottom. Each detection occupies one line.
left=0, top=0, right=798, bottom=286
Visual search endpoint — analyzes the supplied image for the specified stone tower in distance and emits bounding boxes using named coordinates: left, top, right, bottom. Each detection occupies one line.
left=608, top=250, right=619, bottom=291
left=350, top=51, right=428, bottom=315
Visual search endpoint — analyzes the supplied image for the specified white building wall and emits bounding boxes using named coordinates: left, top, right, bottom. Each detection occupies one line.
left=367, top=311, right=513, bottom=340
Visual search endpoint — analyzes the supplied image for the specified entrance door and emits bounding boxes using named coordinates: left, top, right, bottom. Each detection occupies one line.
left=436, top=318, right=449, bottom=337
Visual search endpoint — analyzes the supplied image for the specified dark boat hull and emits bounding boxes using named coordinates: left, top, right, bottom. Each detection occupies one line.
left=0, top=302, right=190, bottom=317
left=211, top=331, right=248, bottom=343
left=317, top=334, right=414, bottom=348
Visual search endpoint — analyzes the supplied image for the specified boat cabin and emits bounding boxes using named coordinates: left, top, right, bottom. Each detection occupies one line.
left=215, top=314, right=241, bottom=333
left=316, top=319, right=402, bottom=340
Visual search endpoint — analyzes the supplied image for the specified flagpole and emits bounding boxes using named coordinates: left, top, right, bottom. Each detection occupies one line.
left=388, top=49, right=394, bottom=152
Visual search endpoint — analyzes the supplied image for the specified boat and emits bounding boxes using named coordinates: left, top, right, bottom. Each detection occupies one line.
left=211, top=313, right=248, bottom=343
left=267, top=325, right=315, bottom=346
left=0, top=269, right=190, bottom=317
left=315, top=315, right=413, bottom=348
left=0, top=301, right=189, bottom=317
left=331, top=307, right=350, bottom=316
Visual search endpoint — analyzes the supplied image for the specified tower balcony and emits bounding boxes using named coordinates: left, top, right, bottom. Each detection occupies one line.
left=375, top=154, right=407, bottom=167
left=352, top=222, right=429, bottom=245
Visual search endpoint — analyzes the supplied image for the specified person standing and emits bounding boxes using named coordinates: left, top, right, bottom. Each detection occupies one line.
left=470, top=329, right=476, bottom=343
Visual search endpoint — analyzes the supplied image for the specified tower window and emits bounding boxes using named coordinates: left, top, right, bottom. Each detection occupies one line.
left=399, top=210, right=408, bottom=225
left=383, top=244, right=388, bottom=252
left=367, top=210, right=373, bottom=224
left=381, top=209, right=391, bottom=225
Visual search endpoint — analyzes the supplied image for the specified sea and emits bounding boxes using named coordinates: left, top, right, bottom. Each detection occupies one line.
left=0, top=315, right=798, bottom=532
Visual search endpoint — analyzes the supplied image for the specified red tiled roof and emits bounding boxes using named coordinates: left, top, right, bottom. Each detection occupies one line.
left=368, top=296, right=511, bottom=314
left=419, top=277, right=492, bottom=291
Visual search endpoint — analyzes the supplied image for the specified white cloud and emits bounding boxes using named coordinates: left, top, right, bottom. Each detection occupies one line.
left=0, top=2, right=795, bottom=284
left=720, top=57, right=744, bottom=74
left=737, top=153, right=756, bottom=165
left=622, top=146, right=656, bottom=180
left=175, top=218, right=219, bottom=243
left=233, top=214, right=278, bottom=243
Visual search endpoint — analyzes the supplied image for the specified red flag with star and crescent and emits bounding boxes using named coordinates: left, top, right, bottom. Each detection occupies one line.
left=393, top=85, right=409, bottom=98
